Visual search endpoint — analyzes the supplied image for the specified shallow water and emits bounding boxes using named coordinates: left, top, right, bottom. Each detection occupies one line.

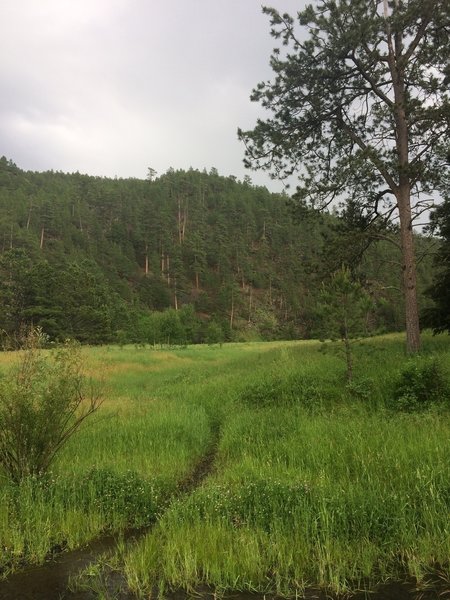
left=0, top=529, right=135, bottom=599
left=0, top=550, right=446, bottom=600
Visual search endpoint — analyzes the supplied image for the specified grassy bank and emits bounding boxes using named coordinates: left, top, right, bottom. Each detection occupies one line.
left=120, top=335, right=450, bottom=597
left=0, top=334, right=449, bottom=597
left=0, top=344, right=219, bottom=572
left=127, top=410, right=448, bottom=596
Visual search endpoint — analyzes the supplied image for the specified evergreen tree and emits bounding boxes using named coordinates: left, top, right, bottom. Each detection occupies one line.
left=239, top=0, right=450, bottom=353
left=0, top=160, right=438, bottom=344
left=315, top=267, right=373, bottom=382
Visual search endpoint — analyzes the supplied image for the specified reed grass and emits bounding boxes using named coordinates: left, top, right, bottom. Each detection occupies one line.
left=118, top=334, right=450, bottom=597
left=0, top=334, right=449, bottom=597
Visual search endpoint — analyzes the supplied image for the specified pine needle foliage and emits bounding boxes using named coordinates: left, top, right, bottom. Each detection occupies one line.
left=239, top=0, right=450, bottom=353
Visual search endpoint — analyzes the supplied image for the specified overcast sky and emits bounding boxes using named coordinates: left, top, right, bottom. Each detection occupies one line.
left=1, top=1, right=305, bottom=191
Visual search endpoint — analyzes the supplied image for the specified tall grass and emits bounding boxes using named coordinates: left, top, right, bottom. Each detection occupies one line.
left=123, top=408, right=449, bottom=595
left=0, top=344, right=224, bottom=574
left=0, top=334, right=449, bottom=598
left=120, top=335, right=450, bottom=597
left=0, top=340, right=287, bottom=574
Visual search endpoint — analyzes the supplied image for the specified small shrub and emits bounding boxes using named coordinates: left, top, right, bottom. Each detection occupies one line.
left=204, top=321, right=224, bottom=346
left=0, top=328, right=102, bottom=483
left=346, top=377, right=375, bottom=402
left=391, top=356, right=449, bottom=412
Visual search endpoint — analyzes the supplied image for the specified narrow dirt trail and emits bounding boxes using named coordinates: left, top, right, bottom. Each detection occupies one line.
left=0, top=426, right=220, bottom=600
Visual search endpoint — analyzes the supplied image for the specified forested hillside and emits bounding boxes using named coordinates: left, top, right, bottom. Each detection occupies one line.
left=0, top=157, right=435, bottom=346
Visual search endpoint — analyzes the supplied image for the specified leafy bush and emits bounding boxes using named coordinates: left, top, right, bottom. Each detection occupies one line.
left=345, top=377, right=375, bottom=402
left=204, top=320, right=224, bottom=345
left=0, top=329, right=102, bottom=483
left=391, top=356, right=449, bottom=412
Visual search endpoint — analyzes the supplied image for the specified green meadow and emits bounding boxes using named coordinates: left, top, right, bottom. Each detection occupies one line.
left=0, top=335, right=449, bottom=597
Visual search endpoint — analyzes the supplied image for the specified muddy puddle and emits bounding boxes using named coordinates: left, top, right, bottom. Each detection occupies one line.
left=0, top=559, right=446, bottom=600
left=0, top=532, right=447, bottom=600
left=0, top=527, right=140, bottom=599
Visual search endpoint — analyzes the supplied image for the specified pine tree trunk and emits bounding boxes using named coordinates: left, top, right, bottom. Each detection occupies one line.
left=178, top=197, right=182, bottom=244
left=230, top=291, right=234, bottom=330
left=182, top=200, right=188, bottom=242
left=340, top=307, right=353, bottom=382
left=397, top=186, right=421, bottom=353
left=78, top=204, right=83, bottom=232
left=388, top=25, right=421, bottom=354
left=26, top=200, right=33, bottom=230
left=174, top=278, right=178, bottom=311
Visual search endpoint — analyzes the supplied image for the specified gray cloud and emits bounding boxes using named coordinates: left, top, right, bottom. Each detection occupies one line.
left=1, top=0, right=304, bottom=190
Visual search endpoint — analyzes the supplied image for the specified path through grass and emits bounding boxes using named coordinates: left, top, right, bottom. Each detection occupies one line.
left=0, top=335, right=449, bottom=598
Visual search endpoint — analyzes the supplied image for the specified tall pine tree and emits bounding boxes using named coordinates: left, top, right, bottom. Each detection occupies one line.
left=239, top=0, right=450, bottom=352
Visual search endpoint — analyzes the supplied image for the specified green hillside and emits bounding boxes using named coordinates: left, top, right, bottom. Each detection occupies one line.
left=0, top=157, right=435, bottom=346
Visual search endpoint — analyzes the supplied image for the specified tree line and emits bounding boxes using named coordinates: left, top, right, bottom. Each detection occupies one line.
left=0, top=157, right=442, bottom=347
